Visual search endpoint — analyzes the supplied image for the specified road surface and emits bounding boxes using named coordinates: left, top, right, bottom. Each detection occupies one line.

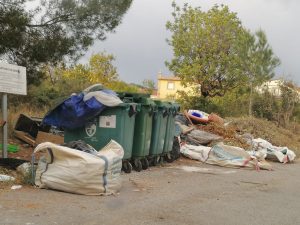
left=1, top=158, right=300, bottom=225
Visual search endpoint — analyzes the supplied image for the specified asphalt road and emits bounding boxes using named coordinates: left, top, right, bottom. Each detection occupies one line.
left=1, top=158, right=300, bottom=225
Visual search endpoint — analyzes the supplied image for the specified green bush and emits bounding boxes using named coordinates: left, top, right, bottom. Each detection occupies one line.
left=252, top=91, right=279, bottom=120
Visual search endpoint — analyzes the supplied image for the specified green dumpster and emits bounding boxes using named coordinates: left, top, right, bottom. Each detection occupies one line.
left=148, top=100, right=168, bottom=166
left=131, top=97, right=156, bottom=171
left=64, top=102, right=139, bottom=173
left=162, top=102, right=180, bottom=162
left=117, top=93, right=155, bottom=172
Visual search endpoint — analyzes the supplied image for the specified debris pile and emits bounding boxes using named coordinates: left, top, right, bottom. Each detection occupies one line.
left=176, top=110, right=297, bottom=170
left=0, top=159, right=30, bottom=190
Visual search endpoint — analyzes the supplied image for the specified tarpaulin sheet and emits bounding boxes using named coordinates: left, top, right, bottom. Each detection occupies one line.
left=42, top=89, right=122, bottom=129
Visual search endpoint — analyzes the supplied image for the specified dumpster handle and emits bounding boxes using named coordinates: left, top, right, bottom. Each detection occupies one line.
left=163, top=109, right=169, bottom=118
left=148, top=105, right=154, bottom=116
left=128, top=105, right=137, bottom=117
left=172, top=108, right=177, bottom=117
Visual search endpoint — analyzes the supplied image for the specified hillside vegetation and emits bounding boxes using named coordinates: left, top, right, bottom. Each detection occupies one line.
left=229, top=117, right=300, bottom=155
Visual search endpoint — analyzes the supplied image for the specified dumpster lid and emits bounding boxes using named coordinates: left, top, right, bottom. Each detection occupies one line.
left=117, top=92, right=151, bottom=99
left=167, top=102, right=180, bottom=113
left=153, top=100, right=169, bottom=109
left=134, top=97, right=156, bottom=106
left=117, top=92, right=155, bottom=106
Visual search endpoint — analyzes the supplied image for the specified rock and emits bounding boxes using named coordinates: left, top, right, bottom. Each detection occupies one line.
left=0, top=174, right=15, bottom=182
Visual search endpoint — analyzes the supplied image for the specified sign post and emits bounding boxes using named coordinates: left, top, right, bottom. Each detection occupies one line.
left=2, top=94, right=7, bottom=158
left=0, top=62, right=26, bottom=158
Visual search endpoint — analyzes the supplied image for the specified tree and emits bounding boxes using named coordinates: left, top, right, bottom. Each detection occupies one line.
left=166, top=3, right=279, bottom=99
left=166, top=3, right=246, bottom=97
left=62, top=52, right=119, bottom=87
left=0, top=0, right=132, bottom=85
left=17, top=52, right=139, bottom=107
left=279, top=81, right=299, bottom=127
left=60, top=52, right=139, bottom=92
left=142, top=79, right=156, bottom=94
left=239, top=30, right=280, bottom=115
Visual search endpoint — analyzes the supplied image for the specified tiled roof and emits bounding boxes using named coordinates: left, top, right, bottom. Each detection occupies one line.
left=158, top=75, right=180, bottom=81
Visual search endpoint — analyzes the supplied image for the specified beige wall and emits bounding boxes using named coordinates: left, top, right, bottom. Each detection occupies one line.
left=157, top=77, right=192, bottom=99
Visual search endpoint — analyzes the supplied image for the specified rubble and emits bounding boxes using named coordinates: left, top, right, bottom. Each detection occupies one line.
left=175, top=111, right=296, bottom=170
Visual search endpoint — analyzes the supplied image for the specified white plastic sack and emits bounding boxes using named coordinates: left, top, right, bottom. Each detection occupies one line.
left=187, top=129, right=222, bottom=145
left=34, top=140, right=124, bottom=195
left=249, top=138, right=296, bottom=163
left=180, top=144, right=211, bottom=162
left=181, top=142, right=272, bottom=170
left=0, top=174, right=15, bottom=182
left=83, top=91, right=123, bottom=106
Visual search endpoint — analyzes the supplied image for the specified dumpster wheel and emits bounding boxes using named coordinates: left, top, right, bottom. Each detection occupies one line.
left=151, top=156, right=160, bottom=166
left=122, top=161, right=132, bottom=173
left=164, top=153, right=174, bottom=163
left=133, top=159, right=143, bottom=172
left=141, top=158, right=149, bottom=170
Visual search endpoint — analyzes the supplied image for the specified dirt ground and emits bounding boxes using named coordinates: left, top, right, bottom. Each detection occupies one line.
left=1, top=158, right=300, bottom=225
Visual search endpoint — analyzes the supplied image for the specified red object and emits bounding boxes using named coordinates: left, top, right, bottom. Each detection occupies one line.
left=0, top=120, right=6, bottom=127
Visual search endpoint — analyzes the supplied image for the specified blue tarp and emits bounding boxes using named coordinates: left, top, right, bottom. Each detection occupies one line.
left=42, top=89, right=117, bottom=129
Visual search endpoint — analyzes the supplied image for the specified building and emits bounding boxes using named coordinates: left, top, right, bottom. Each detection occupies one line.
left=156, top=73, right=192, bottom=99
left=256, top=79, right=284, bottom=96
left=257, top=79, right=300, bottom=97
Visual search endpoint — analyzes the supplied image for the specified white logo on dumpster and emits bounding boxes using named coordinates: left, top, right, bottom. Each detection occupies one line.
left=85, top=122, right=97, bottom=137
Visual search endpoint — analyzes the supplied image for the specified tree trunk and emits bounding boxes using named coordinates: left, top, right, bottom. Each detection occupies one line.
left=249, top=81, right=253, bottom=117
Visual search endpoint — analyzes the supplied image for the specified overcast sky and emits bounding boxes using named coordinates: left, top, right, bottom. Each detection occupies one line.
left=83, top=0, right=300, bottom=85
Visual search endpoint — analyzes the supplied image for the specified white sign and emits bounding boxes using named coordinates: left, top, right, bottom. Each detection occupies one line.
left=0, top=62, right=27, bottom=95
left=99, top=115, right=116, bottom=128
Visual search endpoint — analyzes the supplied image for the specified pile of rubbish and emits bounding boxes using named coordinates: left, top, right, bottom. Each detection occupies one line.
left=32, top=85, right=125, bottom=195
left=1, top=140, right=124, bottom=195
left=1, top=84, right=125, bottom=195
left=176, top=110, right=297, bottom=170
left=4, top=85, right=297, bottom=195
left=0, top=158, right=31, bottom=190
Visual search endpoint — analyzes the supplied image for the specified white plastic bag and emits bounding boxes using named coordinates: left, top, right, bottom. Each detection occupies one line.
left=34, top=140, right=124, bottom=195
left=181, top=142, right=272, bottom=170
left=249, top=138, right=296, bottom=163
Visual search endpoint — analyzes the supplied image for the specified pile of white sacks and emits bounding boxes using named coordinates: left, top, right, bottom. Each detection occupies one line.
left=176, top=116, right=296, bottom=171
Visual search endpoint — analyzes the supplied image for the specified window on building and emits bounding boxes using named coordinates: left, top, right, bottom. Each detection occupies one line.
left=167, top=82, right=175, bottom=90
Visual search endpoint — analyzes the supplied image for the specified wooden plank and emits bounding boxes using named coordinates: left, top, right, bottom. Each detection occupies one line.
left=13, top=130, right=36, bottom=146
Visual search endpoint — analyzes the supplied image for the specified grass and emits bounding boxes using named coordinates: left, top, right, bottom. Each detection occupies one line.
left=1, top=105, right=49, bottom=139
left=228, top=117, right=300, bottom=156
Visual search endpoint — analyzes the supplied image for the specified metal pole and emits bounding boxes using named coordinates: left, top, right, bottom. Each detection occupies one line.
left=2, top=93, right=8, bottom=158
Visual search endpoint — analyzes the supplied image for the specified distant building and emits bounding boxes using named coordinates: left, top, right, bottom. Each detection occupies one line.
left=156, top=73, right=192, bottom=99
left=256, top=79, right=284, bottom=96
left=256, top=79, right=300, bottom=98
